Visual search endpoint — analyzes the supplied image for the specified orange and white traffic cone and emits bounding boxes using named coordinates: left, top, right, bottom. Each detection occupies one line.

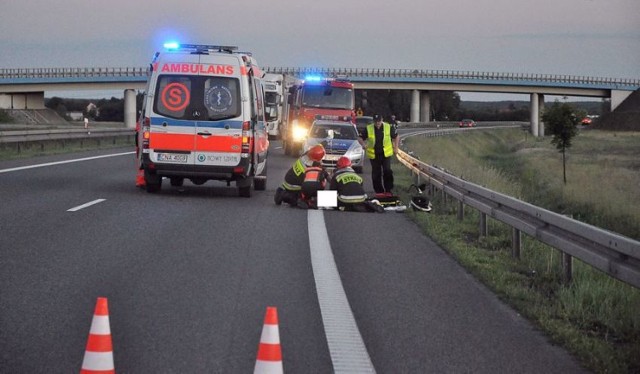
left=135, top=168, right=145, bottom=188
left=254, top=306, right=283, bottom=374
left=80, top=297, right=115, bottom=374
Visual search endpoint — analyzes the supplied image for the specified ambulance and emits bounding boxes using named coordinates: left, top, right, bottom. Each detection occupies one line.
left=137, top=43, right=269, bottom=197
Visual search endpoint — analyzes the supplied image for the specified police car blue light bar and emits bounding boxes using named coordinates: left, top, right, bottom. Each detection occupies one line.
left=304, top=75, right=323, bottom=82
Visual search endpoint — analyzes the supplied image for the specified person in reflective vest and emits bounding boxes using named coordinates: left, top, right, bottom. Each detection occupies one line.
left=358, top=114, right=399, bottom=195
left=297, top=163, right=329, bottom=209
left=274, top=144, right=325, bottom=206
left=330, top=157, right=384, bottom=213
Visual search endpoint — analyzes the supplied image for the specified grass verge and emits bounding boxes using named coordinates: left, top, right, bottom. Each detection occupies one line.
left=394, top=128, right=640, bottom=373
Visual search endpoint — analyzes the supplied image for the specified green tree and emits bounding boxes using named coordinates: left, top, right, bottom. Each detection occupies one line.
left=45, top=96, right=64, bottom=110
left=431, top=91, right=460, bottom=121
left=542, top=101, right=580, bottom=184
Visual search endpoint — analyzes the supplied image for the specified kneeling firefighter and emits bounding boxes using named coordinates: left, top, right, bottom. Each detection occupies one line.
left=330, top=157, right=384, bottom=213
left=297, top=162, right=329, bottom=209
left=274, top=144, right=325, bottom=206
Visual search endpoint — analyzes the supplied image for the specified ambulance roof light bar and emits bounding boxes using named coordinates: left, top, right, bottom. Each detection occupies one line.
left=163, top=42, right=241, bottom=54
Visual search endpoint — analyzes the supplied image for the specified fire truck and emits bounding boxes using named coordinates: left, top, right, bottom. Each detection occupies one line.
left=281, top=75, right=355, bottom=156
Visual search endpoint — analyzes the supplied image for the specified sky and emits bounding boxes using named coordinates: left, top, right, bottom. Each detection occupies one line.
left=1, top=0, right=638, bottom=101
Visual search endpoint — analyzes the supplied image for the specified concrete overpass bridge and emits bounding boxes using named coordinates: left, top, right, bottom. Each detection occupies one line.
left=1, top=66, right=638, bottom=136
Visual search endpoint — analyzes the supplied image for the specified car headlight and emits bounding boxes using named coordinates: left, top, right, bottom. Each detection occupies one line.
left=344, top=142, right=364, bottom=160
left=292, top=125, right=308, bottom=142
left=346, top=142, right=363, bottom=154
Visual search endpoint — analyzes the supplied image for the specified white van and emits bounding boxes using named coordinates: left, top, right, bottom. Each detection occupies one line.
left=137, top=44, right=269, bottom=197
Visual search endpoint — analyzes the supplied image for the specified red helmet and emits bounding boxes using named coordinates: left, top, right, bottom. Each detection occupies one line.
left=307, top=145, right=325, bottom=162
left=336, top=156, right=352, bottom=169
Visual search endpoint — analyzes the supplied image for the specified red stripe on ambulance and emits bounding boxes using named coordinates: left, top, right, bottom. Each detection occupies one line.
left=150, top=133, right=241, bottom=152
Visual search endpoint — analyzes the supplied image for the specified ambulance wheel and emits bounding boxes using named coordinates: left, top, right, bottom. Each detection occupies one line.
left=170, top=177, right=184, bottom=187
left=144, top=169, right=162, bottom=193
left=238, top=185, right=252, bottom=198
left=254, top=164, right=267, bottom=191
left=254, top=178, right=266, bottom=191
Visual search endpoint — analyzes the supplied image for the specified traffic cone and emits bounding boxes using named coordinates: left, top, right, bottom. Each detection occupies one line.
left=80, top=297, right=115, bottom=374
left=254, top=306, right=283, bottom=374
left=135, top=168, right=145, bottom=188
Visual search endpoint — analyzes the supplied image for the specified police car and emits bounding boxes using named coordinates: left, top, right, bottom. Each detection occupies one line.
left=303, top=120, right=364, bottom=173
left=136, top=43, right=269, bottom=197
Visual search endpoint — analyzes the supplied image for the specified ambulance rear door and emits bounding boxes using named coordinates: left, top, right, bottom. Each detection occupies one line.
left=251, top=74, right=269, bottom=176
left=193, top=56, right=244, bottom=169
left=149, top=53, right=200, bottom=167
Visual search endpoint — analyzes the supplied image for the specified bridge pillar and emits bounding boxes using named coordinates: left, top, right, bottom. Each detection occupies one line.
left=124, top=89, right=137, bottom=129
left=420, top=91, right=430, bottom=123
left=538, top=94, right=545, bottom=137
left=411, top=89, right=420, bottom=123
left=611, top=90, right=632, bottom=111
left=530, top=93, right=539, bottom=137
left=0, top=92, right=45, bottom=109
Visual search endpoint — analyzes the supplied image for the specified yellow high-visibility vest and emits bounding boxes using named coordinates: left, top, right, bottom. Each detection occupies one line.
left=366, top=123, right=393, bottom=159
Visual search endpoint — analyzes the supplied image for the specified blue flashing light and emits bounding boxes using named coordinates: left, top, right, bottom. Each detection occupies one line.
left=304, top=75, right=323, bottom=82
left=163, top=41, right=180, bottom=50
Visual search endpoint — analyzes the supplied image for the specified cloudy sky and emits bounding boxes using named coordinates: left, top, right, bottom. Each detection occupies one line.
left=1, top=0, right=638, bottom=100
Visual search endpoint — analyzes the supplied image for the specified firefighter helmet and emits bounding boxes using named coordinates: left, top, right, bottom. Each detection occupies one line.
left=336, top=156, right=352, bottom=169
left=410, top=196, right=432, bottom=212
left=307, top=144, right=325, bottom=162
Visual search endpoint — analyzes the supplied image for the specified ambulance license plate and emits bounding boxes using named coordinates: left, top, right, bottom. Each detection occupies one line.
left=157, top=153, right=188, bottom=163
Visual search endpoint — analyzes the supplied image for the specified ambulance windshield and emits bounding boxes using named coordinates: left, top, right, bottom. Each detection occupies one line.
left=154, top=75, right=241, bottom=121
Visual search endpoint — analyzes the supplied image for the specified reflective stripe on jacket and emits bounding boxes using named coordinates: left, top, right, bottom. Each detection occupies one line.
left=282, top=158, right=309, bottom=191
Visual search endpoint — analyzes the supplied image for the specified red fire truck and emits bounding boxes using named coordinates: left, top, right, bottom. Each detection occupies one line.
left=281, top=75, right=355, bottom=156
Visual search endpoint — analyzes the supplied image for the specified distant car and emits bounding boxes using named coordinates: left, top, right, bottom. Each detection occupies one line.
left=459, top=119, right=476, bottom=128
left=581, top=117, right=592, bottom=125
left=355, top=116, right=373, bottom=135
left=303, top=120, right=364, bottom=173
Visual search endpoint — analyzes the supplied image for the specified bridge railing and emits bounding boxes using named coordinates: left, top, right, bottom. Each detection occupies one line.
left=264, top=67, right=640, bottom=88
left=396, top=129, right=640, bottom=289
left=1, top=66, right=638, bottom=88
left=0, top=67, right=149, bottom=79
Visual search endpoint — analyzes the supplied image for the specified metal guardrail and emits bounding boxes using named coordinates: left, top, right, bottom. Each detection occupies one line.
left=397, top=129, right=640, bottom=288
left=1, top=67, right=638, bottom=89
left=0, top=128, right=134, bottom=143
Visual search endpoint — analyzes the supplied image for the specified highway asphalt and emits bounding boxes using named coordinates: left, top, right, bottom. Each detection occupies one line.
left=0, top=141, right=586, bottom=373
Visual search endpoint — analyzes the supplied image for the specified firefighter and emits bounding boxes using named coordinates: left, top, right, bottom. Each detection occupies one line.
left=274, top=144, right=325, bottom=206
left=297, top=161, right=329, bottom=209
left=330, top=156, right=384, bottom=213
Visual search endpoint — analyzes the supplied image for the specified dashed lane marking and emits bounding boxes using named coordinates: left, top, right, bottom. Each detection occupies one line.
left=67, top=199, right=106, bottom=212
left=0, top=152, right=135, bottom=174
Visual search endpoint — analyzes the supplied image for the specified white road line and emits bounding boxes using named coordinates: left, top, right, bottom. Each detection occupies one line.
left=67, top=199, right=106, bottom=212
left=0, top=151, right=135, bottom=174
left=307, top=210, right=376, bottom=373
